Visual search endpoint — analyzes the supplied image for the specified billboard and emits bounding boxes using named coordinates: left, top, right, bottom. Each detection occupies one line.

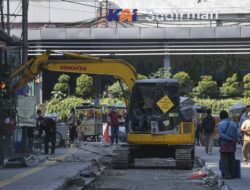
left=17, top=96, right=36, bottom=127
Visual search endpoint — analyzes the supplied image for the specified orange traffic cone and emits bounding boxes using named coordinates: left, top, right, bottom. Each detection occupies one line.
left=104, top=124, right=110, bottom=144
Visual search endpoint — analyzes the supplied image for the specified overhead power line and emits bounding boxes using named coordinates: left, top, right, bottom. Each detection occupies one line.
left=61, top=0, right=102, bottom=9
left=29, top=2, right=97, bottom=14
left=10, top=0, right=22, bottom=23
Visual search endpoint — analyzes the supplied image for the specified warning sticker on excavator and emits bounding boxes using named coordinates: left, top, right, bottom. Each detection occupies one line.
left=156, top=95, right=174, bottom=113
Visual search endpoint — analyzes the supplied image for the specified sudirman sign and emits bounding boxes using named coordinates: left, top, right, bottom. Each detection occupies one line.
left=107, top=8, right=218, bottom=22
left=145, top=9, right=219, bottom=21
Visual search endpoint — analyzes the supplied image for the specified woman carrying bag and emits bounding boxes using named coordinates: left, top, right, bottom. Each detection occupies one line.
left=218, top=110, right=238, bottom=179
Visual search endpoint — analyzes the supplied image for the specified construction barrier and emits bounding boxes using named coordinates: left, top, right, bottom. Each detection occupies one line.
left=104, top=124, right=110, bottom=144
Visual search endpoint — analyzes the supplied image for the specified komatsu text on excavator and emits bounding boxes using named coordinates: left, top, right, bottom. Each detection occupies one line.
left=11, top=51, right=195, bottom=169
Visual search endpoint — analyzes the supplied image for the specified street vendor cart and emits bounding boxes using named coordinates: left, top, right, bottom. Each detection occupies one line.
left=76, top=105, right=103, bottom=142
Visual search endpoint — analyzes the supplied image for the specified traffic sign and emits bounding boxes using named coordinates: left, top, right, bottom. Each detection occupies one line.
left=156, top=95, right=174, bottom=113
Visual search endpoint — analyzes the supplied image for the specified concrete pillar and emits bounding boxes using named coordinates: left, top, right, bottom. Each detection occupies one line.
left=164, top=55, right=171, bottom=69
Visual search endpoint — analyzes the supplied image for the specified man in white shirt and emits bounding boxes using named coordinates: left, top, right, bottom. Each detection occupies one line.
left=241, top=112, right=250, bottom=164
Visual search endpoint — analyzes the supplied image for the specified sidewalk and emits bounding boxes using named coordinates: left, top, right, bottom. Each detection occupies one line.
left=196, top=145, right=250, bottom=190
left=0, top=143, right=113, bottom=190
left=2, top=144, right=248, bottom=190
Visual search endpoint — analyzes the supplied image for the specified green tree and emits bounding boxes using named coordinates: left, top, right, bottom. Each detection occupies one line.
left=75, top=74, right=93, bottom=98
left=149, top=67, right=172, bottom=79
left=192, top=75, right=218, bottom=99
left=105, top=74, right=147, bottom=99
left=52, top=74, right=70, bottom=99
left=58, top=74, right=70, bottom=83
left=243, top=73, right=250, bottom=97
left=107, top=81, right=128, bottom=99
left=220, top=74, right=240, bottom=98
left=173, top=71, right=193, bottom=96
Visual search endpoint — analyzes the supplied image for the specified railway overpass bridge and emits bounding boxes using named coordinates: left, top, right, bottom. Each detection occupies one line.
left=11, top=26, right=250, bottom=100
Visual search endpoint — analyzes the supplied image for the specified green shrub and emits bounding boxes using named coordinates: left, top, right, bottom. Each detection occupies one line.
left=173, top=71, right=193, bottom=96
left=58, top=74, right=70, bottom=83
left=53, top=83, right=69, bottom=94
left=220, top=74, right=240, bottom=98
left=52, top=74, right=70, bottom=97
left=192, top=75, right=218, bottom=99
left=46, top=96, right=90, bottom=121
left=75, top=74, right=93, bottom=98
left=149, top=67, right=172, bottom=79
left=137, top=74, right=148, bottom=80
left=243, top=73, right=250, bottom=97
left=106, top=74, right=147, bottom=99
left=194, top=98, right=250, bottom=115
left=100, top=97, right=124, bottom=106
left=51, top=91, right=66, bottom=100
left=107, top=81, right=129, bottom=99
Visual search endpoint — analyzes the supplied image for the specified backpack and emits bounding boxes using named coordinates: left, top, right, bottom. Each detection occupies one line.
left=44, top=117, right=56, bottom=134
left=203, top=115, right=215, bottom=134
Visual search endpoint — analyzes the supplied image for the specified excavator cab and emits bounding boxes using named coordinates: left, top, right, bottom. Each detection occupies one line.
left=127, top=79, right=180, bottom=134
left=112, top=79, right=195, bottom=170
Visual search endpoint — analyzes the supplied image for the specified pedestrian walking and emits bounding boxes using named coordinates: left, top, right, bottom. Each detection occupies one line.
left=195, top=113, right=206, bottom=146
left=108, top=107, right=121, bottom=145
left=43, top=117, right=57, bottom=155
left=201, top=109, right=215, bottom=155
left=238, top=107, right=250, bottom=145
left=240, top=111, right=250, bottom=165
left=67, top=108, right=77, bottom=142
left=239, top=108, right=248, bottom=129
left=218, top=110, right=238, bottom=179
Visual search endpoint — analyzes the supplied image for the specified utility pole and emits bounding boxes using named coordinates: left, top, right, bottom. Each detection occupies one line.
left=22, top=0, right=28, bottom=65
left=6, top=0, right=10, bottom=35
left=0, top=0, right=4, bottom=30
left=21, top=0, right=29, bottom=153
left=4, top=0, right=10, bottom=68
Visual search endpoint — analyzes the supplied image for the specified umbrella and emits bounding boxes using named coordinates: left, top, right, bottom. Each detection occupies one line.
left=229, top=103, right=246, bottom=112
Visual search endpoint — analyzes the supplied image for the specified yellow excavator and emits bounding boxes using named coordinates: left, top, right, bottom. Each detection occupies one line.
left=11, top=51, right=195, bottom=169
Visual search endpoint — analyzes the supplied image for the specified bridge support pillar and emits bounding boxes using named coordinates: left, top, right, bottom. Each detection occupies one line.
left=164, top=55, right=171, bottom=70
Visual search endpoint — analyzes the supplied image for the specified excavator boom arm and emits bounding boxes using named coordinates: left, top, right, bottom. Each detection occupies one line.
left=44, top=59, right=136, bottom=90
left=11, top=51, right=137, bottom=93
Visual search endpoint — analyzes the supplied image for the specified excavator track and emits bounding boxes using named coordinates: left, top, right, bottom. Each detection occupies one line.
left=111, top=146, right=131, bottom=169
left=175, top=148, right=194, bottom=170
left=112, top=145, right=195, bottom=170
